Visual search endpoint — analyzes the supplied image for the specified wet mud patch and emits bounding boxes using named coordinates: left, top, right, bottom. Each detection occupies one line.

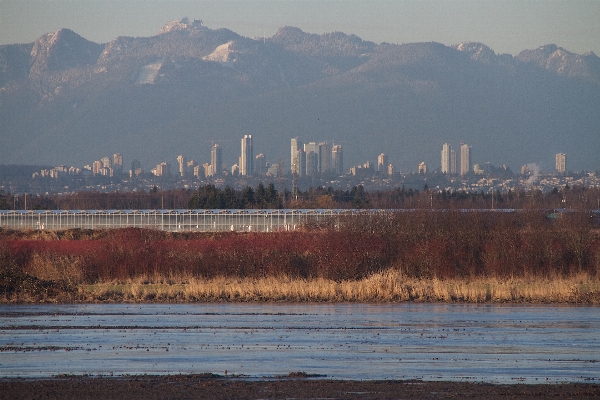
left=0, top=376, right=599, bottom=399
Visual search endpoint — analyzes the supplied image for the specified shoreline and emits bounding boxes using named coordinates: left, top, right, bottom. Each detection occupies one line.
left=1, top=375, right=599, bottom=399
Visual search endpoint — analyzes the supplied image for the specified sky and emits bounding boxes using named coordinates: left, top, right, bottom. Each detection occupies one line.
left=1, top=0, right=599, bottom=56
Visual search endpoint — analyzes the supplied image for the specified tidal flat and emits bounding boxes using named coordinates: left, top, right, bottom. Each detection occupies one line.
left=1, top=303, right=599, bottom=398
left=2, top=303, right=599, bottom=382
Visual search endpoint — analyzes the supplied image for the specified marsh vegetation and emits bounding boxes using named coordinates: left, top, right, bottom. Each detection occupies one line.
left=1, top=210, right=599, bottom=303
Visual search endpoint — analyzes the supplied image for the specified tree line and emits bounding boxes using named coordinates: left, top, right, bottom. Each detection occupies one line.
left=2, top=185, right=599, bottom=211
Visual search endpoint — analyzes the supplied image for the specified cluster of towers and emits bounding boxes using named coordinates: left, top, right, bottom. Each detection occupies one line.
left=440, top=142, right=471, bottom=175
left=91, top=153, right=123, bottom=176
left=173, top=135, right=257, bottom=178
left=290, top=138, right=343, bottom=177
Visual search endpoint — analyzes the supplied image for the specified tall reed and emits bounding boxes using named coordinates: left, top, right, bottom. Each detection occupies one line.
left=73, top=270, right=599, bottom=303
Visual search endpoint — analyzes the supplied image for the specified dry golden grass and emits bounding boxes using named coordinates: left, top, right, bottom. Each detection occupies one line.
left=69, top=270, right=600, bottom=304
left=26, top=253, right=84, bottom=285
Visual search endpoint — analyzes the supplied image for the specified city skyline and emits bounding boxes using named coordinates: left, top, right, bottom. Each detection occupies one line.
left=29, top=137, right=575, bottom=181
left=12, top=141, right=598, bottom=204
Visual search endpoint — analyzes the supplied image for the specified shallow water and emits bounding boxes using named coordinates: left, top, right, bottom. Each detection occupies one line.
left=1, top=303, right=598, bottom=383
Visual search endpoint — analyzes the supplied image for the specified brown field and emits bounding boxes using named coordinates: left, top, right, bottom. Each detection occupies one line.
left=1, top=210, right=599, bottom=303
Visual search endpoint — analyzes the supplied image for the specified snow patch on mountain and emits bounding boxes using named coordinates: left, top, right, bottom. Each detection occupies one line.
left=202, top=41, right=237, bottom=67
left=454, top=42, right=496, bottom=63
left=137, top=61, right=162, bottom=84
left=158, top=17, right=207, bottom=35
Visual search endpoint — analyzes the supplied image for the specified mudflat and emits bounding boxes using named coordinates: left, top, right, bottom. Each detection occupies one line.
left=1, top=375, right=599, bottom=399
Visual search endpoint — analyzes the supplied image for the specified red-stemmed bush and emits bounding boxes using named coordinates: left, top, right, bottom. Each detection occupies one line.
left=1, top=210, right=599, bottom=284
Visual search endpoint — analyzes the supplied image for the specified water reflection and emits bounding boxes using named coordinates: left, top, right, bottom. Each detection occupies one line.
left=1, top=304, right=598, bottom=383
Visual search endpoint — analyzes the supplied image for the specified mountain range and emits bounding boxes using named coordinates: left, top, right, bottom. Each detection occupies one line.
left=1, top=18, right=599, bottom=173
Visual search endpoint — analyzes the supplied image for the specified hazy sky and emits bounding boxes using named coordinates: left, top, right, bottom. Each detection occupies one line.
left=1, top=0, right=599, bottom=55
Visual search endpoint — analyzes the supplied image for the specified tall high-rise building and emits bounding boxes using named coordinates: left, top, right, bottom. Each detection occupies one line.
left=202, top=163, right=211, bottom=178
left=177, top=155, right=186, bottom=177
left=450, top=148, right=457, bottom=174
left=441, top=143, right=451, bottom=174
left=152, top=162, right=170, bottom=177
left=240, top=135, right=253, bottom=176
left=556, top=153, right=566, bottom=173
left=304, top=142, right=318, bottom=154
left=101, top=156, right=112, bottom=169
left=317, top=142, right=330, bottom=173
left=460, top=143, right=471, bottom=176
left=306, top=151, right=318, bottom=177
left=113, top=153, right=123, bottom=174
left=187, top=160, right=198, bottom=171
left=291, top=138, right=303, bottom=175
left=304, top=142, right=318, bottom=176
left=255, top=153, right=266, bottom=175
left=377, top=153, right=388, bottom=173
left=296, top=149, right=306, bottom=177
left=331, top=145, right=343, bottom=175
left=211, top=143, right=222, bottom=176
left=130, top=159, right=141, bottom=177
left=93, top=160, right=103, bottom=175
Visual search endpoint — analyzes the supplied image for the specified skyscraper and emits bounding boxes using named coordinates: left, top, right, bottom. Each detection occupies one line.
left=291, top=138, right=302, bottom=175
left=304, top=142, right=318, bottom=154
left=153, top=162, right=170, bottom=177
left=304, top=142, right=318, bottom=176
left=450, top=148, right=457, bottom=174
left=460, top=143, right=471, bottom=176
left=296, top=149, right=306, bottom=177
left=441, top=143, right=451, bottom=174
left=556, top=153, right=566, bottom=173
left=101, top=156, right=112, bottom=170
left=306, top=151, right=318, bottom=177
left=240, top=135, right=253, bottom=176
left=202, top=163, right=211, bottom=178
left=317, top=142, right=330, bottom=173
left=177, top=155, right=186, bottom=177
left=255, top=153, right=266, bottom=175
left=211, top=143, right=222, bottom=176
left=377, top=153, right=388, bottom=173
left=187, top=160, right=198, bottom=173
left=131, top=159, right=141, bottom=177
left=93, top=160, right=103, bottom=175
left=331, top=145, right=343, bottom=175
left=113, top=153, right=123, bottom=175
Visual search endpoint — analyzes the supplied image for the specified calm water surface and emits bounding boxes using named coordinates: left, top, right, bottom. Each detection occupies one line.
left=1, top=303, right=598, bottom=383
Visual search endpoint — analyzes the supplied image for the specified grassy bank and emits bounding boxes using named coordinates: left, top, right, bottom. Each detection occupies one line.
left=1, top=210, right=599, bottom=303
left=80, top=272, right=600, bottom=303
left=3, top=271, right=600, bottom=304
